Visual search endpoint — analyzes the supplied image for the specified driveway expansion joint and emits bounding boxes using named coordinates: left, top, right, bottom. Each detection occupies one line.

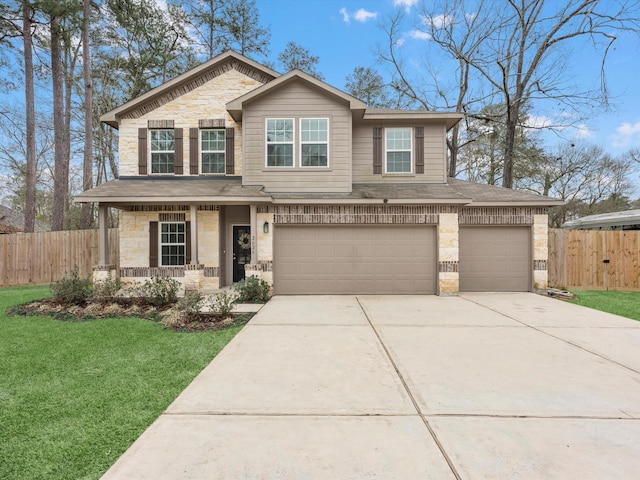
left=356, top=296, right=463, bottom=480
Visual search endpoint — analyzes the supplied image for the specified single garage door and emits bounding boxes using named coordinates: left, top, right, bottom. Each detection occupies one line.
left=459, top=226, right=531, bottom=292
left=274, top=225, right=437, bottom=294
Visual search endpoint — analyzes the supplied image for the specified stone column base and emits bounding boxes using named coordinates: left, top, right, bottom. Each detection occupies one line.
left=184, top=264, right=205, bottom=293
left=93, top=265, right=117, bottom=284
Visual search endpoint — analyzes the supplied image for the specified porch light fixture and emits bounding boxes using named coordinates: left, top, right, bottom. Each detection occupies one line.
left=263, top=221, right=269, bottom=233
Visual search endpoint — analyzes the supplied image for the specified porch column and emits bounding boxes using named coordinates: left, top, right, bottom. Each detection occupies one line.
left=189, top=204, right=199, bottom=264
left=250, top=204, right=257, bottom=264
left=98, top=203, right=109, bottom=265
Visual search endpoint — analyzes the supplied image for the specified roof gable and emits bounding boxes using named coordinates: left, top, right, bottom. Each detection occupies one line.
left=226, top=70, right=366, bottom=121
left=100, top=51, right=279, bottom=128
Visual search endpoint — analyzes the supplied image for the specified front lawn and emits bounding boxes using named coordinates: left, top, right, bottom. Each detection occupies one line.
left=571, top=290, right=640, bottom=321
left=0, top=285, right=243, bottom=480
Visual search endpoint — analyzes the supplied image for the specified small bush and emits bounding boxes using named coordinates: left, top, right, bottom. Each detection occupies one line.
left=208, top=291, right=236, bottom=317
left=233, top=276, right=271, bottom=304
left=175, top=291, right=204, bottom=322
left=92, top=274, right=121, bottom=303
left=50, top=267, right=92, bottom=306
left=126, top=277, right=180, bottom=307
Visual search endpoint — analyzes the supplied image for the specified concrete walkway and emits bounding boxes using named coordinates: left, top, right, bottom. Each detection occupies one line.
left=101, top=293, right=640, bottom=479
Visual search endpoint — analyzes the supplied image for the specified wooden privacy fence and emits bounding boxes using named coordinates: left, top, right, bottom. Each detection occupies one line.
left=549, top=228, right=640, bottom=290
left=0, top=229, right=119, bottom=286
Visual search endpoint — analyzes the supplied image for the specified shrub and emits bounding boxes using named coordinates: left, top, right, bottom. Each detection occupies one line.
left=233, top=276, right=271, bottom=304
left=50, top=267, right=92, bottom=306
left=141, top=276, right=180, bottom=307
left=175, top=291, right=204, bottom=321
left=208, top=291, right=237, bottom=317
left=92, top=273, right=121, bottom=303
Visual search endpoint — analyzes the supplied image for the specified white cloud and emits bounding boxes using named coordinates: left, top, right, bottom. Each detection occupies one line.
left=426, top=14, right=453, bottom=28
left=525, top=115, right=553, bottom=130
left=574, top=124, right=594, bottom=139
left=354, top=8, right=377, bottom=22
left=409, top=30, right=431, bottom=40
left=393, top=0, right=418, bottom=12
left=339, top=7, right=350, bottom=23
left=613, top=121, right=640, bottom=148
left=396, top=38, right=406, bottom=47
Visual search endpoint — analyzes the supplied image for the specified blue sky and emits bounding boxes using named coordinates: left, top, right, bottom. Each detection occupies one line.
left=257, top=0, right=640, bottom=158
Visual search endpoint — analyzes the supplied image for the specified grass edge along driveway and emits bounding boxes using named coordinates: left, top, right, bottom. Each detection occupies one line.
left=571, top=289, right=640, bottom=322
left=0, top=285, right=243, bottom=480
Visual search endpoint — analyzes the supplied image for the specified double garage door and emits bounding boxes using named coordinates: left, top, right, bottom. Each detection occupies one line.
left=273, top=225, right=531, bottom=294
left=274, top=225, right=437, bottom=295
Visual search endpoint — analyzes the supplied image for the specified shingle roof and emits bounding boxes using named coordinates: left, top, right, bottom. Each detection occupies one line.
left=0, top=205, right=49, bottom=233
left=74, top=177, right=269, bottom=203
left=75, top=177, right=561, bottom=207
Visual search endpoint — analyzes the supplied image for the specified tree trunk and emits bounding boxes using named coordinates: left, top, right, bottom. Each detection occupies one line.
left=51, top=13, right=68, bottom=231
left=502, top=103, right=520, bottom=189
left=81, top=0, right=93, bottom=229
left=23, top=1, right=37, bottom=232
left=448, top=124, right=459, bottom=178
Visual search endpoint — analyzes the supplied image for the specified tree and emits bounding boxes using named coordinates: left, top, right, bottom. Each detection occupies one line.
left=277, top=41, right=323, bottom=79
left=223, top=0, right=270, bottom=58
left=344, top=66, right=395, bottom=108
left=22, top=0, right=37, bottom=232
left=184, top=0, right=227, bottom=60
left=530, top=143, right=635, bottom=227
left=80, top=0, right=92, bottom=228
left=381, top=0, right=640, bottom=188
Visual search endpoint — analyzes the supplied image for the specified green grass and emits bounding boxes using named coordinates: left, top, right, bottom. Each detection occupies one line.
left=0, top=286, right=243, bottom=480
left=572, top=290, right=640, bottom=321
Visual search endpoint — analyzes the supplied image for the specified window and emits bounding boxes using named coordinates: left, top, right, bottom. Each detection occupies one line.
left=300, top=118, right=328, bottom=167
left=266, top=119, right=294, bottom=167
left=385, top=127, right=412, bottom=173
left=201, top=129, right=225, bottom=174
left=160, top=222, right=185, bottom=266
left=150, top=129, right=175, bottom=174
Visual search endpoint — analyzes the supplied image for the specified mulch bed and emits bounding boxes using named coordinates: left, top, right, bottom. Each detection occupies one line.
left=7, top=298, right=253, bottom=332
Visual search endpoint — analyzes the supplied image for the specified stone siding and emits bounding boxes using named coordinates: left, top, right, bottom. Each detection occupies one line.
left=119, top=68, right=264, bottom=176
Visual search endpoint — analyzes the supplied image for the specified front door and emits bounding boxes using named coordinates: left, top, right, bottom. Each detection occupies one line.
left=233, top=225, right=251, bottom=283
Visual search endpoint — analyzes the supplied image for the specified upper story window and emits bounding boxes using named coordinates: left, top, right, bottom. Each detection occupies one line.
left=160, top=222, right=185, bottom=266
left=150, top=129, right=175, bottom=174
left=201, top=129, right=225, bottom=174
left=266, top=119, right=294, bottom=167
left=385, top=127, right=412, bottom=173
left=300, top=118, right=328, bottom=167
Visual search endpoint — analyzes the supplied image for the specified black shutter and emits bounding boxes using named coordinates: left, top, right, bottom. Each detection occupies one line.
left=138, top=128, right=148, bottom=175
left=415, top=127, right=424, bottom=174
left=373, top=127, right=382, bottom=174
left=149, top=221, right=158, bottom=267
left=185, top=221, right=191, bottom=265
left=174, top=128, right=183, bottom=174
left=189, top=128, right=199, bottom=175
left=225, top=127, right=235, bottom=174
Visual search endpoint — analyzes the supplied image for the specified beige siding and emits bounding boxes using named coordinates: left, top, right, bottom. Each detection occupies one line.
left=118, top=68, right=265, bottom=176
left=242, top=81, right=352, bottom=193
left=352, top=123, right=447, bottom=183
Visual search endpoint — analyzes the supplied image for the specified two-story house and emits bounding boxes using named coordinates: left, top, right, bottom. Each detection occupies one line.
left=77, top=51, right=561, bottom=295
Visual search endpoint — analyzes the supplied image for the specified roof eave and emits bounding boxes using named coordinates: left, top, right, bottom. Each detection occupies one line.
left=467, top=200, right=564, bottom=207
left=74, top=195, right=273, bottom=204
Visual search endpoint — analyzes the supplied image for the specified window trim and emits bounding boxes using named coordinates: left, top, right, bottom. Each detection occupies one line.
left=384, top=127, right=413, bottom=174
left=299, top=118, right=330, bottom=168
left=150, top=129, right=175, bottom=175
left=159, top=221, right=186, bottom=266
left=200, top=128, right=226, bottom=175
left=265, top=118, right=295, bottom=168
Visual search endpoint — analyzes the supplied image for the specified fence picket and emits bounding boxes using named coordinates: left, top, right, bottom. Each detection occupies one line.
left=0, top=229, right=119, bottom=286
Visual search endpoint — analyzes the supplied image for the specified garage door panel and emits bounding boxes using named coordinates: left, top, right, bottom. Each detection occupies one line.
left=274, top=226, right=436, bottom=294
left=459, top=227, right=530, bottom=292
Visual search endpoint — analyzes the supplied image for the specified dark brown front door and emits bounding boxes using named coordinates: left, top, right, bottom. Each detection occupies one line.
left=233, top=225, right=251, bottom=283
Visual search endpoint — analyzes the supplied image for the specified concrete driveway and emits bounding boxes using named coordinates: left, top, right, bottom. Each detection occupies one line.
left=101, top=293, right=640, bottom=479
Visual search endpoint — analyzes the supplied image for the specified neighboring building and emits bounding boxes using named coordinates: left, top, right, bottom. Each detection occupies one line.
left=76, top=51, right=561, bottom=295
left=563, top=209, right=640, bottom=230
left=0, top=205, right=48, bottom=233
